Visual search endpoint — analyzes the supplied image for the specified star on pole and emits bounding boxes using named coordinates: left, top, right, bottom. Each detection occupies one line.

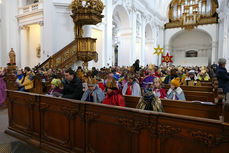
left=162, top=53, right=174, bottom=65
left=154, top=45, right=164, bottom=56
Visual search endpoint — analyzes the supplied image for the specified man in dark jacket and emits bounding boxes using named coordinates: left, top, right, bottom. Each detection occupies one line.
left=216, top=58, right=229, bottom=95
left=62, top=69, right=83, bottom=100
left=133, top=59, right=140, bottom=72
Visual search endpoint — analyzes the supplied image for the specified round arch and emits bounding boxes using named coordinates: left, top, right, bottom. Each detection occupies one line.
left=169, top=29, right=213, bottom=66
left=112, top=5, right=131, bottom=66
left=112, top=5, right=130, bottom=28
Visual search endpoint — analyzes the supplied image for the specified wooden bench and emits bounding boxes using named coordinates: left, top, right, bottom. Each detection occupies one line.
left=5, top=90, right=229, bottom=153
left=124, top=95, right=220, bottom=120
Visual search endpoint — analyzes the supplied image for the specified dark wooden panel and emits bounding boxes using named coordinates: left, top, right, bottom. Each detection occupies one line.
left=5, top=90, right=229, bottom=153
left=6, top=91, right=40, bottom=145
left=85, top=103, right=156, bottom=153
left=124, top=95, right=219, bottom=119
left=39, top=96, right=85, bottom=153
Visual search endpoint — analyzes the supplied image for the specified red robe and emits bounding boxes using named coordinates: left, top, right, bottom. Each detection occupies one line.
left=103, top=90, right=126, bottom=107
left=98, top=83, right=105, bottom=91
left=153, top=88, right=166, bottom=99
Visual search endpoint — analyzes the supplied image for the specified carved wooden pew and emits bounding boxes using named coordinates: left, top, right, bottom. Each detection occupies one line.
left=5, top=90, right=229, bottom=153
left=124, top=95, right=220, bottom=120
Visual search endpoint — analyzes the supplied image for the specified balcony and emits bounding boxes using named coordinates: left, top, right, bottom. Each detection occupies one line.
left=17, top=2, right=43, bottom=27
left=19, top=2, right=43, bottom=15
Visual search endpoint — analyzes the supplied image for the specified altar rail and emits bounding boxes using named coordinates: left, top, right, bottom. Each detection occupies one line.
left=6, top=90, right=229, bottom=153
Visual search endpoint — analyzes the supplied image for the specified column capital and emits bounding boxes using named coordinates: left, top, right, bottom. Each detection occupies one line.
left=38, top=21, right=44, bottom=26
left=19, top=25, right=29, bottom=31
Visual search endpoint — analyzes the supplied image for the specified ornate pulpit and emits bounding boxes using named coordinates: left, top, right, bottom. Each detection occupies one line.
left=70, top=0, right=104, bottom=69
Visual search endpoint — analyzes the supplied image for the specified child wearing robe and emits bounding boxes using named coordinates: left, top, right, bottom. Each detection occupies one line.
left=81, top=78, right=105, bottom=103
left=103, top=78, right=126, bottom=107
left=167, top=78, right=186, bottom=101
left=153, top=77, right=166, bottom=99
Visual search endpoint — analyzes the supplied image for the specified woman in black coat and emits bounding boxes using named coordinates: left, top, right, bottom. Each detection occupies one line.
left=216, top=58, right=229, bottom=94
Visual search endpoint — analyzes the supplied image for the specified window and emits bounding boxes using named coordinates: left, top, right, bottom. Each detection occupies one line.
left=186, top=50, right=198, bottom=57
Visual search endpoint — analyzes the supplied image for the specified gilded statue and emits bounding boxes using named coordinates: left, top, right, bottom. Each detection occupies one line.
left=9, top=48, right=16, bottom=65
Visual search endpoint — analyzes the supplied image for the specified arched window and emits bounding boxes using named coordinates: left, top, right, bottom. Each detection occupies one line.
left=186, top=50, right=198, bottom=57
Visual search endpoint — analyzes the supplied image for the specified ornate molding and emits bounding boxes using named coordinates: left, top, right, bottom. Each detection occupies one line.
left=158, top=124, right=182, bottom=137
left=85, top=112, right=99, bottom=122
left=191, top=130, right=215, bottom=146
left=61, top=107, right=78, bottom=120
left=118, top=117, right=148, bottom=134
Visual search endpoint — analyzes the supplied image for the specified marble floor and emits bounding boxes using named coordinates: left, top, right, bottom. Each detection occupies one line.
left=0, top=108, right=45, bottom=153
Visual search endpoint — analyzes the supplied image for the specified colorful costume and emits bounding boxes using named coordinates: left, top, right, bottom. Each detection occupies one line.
left=136, top=88, right=164, bottom=112
left=122, top=81, right=141, bottom=96
left=0, top=75, right=6, bottom=107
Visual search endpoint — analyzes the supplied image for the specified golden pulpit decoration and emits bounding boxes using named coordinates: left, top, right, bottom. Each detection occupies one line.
left=70, top=0, right=104, bottom=68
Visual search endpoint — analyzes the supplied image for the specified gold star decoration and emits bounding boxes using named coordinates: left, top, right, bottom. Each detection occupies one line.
left=154, top=45, right=164, bottom=56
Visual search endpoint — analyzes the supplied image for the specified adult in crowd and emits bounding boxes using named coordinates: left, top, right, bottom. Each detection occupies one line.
left=167, top=78, right=186, bottom=101
left=211, top=62, right=218, bottom=73
left=18, top=67, right=34, bottom=92
left=136, top=88, right=164, bottom=112
left=62, top=69, right=83, bottom=100
left=81, top=77, right=105, bottom=103
left=0, top=68, right=6, bottom=107
left=122, top=74, right=141, bottom=96
left=164, top=69, right=178, bottom=84
left=133, top=59, right=140, bottom=72
left=216, top=58, right=229, bottom=96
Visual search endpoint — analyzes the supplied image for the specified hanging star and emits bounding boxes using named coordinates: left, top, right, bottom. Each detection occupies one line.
left=154, top=45, right=164, bottom=56
left=162, top=53, right=173, bottom=64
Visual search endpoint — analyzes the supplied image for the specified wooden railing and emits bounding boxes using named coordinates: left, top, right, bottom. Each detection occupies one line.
left=6, top=90, right=229, bottom=153
left=40, top=40, right=78, bottom=69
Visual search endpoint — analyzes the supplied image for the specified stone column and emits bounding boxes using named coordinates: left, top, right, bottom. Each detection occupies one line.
left=19, top=26, right=27, bottom=68
left=141, top=16, right=146, bottom=66
left=211, top=41, right=218, bottom=64
left=119, top=28, right=132, bottom=66
left=104, top=0, right=113, bottom=67
left=131, top=10, right=137, bottom=64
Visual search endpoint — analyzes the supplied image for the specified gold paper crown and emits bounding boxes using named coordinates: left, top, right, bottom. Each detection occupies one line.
left=178, top=67, right=183, bottom=71
left=107, top=78, right=118, bottom=89
left=87, top=77, right=98, bottom=86
left=154, top=77, right=162, bottom=84
left=148, top=64, right=155, bottom=70
left=128, top=66, right=134, bottom=72
left=0, top=67, right=4, bottom=72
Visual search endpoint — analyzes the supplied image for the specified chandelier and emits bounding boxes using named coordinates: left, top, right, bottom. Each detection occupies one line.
left=167, top=0, right=218, bottom=30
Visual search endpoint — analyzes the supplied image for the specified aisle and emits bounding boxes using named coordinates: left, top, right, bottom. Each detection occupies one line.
left=0, top=108, right=45, bottom=153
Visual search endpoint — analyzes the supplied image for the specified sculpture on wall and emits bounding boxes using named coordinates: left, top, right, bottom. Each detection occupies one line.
left=9, top=48, right=16, bottom=65
left=36, top=44, right=41, bottom=58
left=7, top=48, right=17, bottom=70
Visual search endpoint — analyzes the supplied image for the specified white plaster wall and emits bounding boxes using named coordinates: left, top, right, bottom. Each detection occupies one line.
left=170, top=29, right=212, bottom=66
left=53, top=2, right=74, bottom=52
left=0, top=0, right=19, bottom=67
left=89, top=28, right=103, bottom=69
left=27, top=24, right=41, bottom=67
